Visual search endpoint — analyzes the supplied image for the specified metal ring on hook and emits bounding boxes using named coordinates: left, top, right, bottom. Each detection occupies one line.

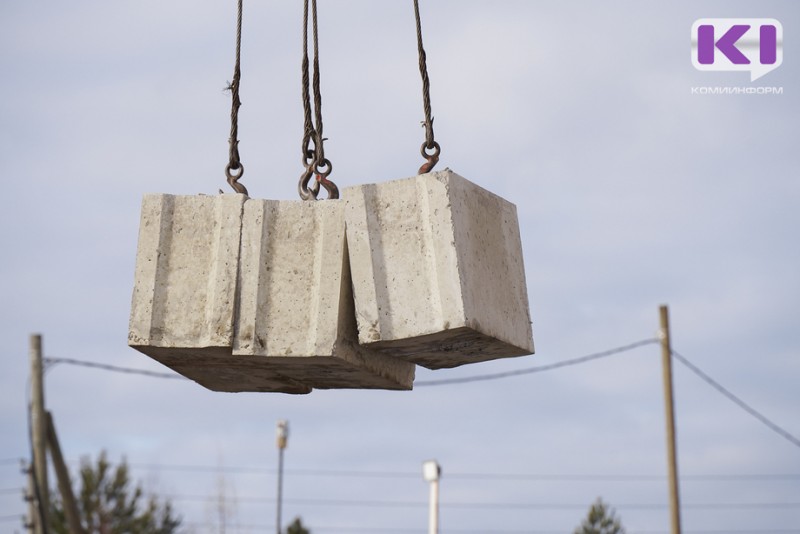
left=418, top=141, right=440, bottom=175
left=225, top=163, right=249, bottom=195
left=314, top=157, right=332, bottom=177
left=420, top=141, right=440, bottom=159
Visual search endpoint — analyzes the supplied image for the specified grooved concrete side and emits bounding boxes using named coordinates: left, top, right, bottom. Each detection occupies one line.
left=128, top=193, right=311, bottom=394
left=344, top=169, right=534, bottom=369
left=233, top=199, right=414, bottom=390
left=128, top=194, right=245, bottom=350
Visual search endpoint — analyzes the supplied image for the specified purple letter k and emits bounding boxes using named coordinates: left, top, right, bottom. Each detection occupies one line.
left=698, top=24, right=751, bottom=65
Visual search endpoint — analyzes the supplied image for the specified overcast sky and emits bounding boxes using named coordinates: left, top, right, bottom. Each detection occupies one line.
left=1, top=1, right=799, bottom=533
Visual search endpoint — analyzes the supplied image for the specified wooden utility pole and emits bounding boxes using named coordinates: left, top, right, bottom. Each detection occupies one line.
left=659, top=306, right=682, bottom=534
left=29, top=334, right=49, bottom=534
left=46, top=412, right=85, bottom=533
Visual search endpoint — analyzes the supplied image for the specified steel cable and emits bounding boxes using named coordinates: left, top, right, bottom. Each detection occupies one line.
left=225, top=0, right=248, bottom=195
left=413, top=0, right=440, bottom=174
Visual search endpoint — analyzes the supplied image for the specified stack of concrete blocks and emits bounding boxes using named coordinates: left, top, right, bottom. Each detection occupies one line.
left=129, top=168, right=533, bottom=392
left=127, top=194, right=308, bottom=393
left=129, top=194, right=414, bottom=393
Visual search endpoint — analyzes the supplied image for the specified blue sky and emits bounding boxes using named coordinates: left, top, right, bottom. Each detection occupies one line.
left=1, top=1, right=798, bottom=533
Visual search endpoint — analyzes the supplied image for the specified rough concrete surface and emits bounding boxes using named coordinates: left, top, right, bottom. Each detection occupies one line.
left=130, top=194, right=414, bottom=392
left=127, top=194, right=315, bottom=393
left=129, top=172, right=531, bottom=386
left=343, top=169, right=534, bottom=369
left=137, top=346, right=312, bottom=394
left=128, top=193, right=246, bottom=353
left=234, top=199, right=414, bottom=390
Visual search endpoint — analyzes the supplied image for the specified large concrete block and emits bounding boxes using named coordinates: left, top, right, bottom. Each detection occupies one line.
left=233, top=199, right=415, bottom=390
left=129, top=193, right=245, bottom=353
left=128, top=193, right=311, bottom=394
left=343, top=169, right=534, bottom=369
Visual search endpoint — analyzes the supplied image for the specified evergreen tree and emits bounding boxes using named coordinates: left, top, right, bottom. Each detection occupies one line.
left=286, top=516, right=311, bottom=534
left=574, top=498, right=626, bottom=534
left=50, top=451, right=181, bottom=534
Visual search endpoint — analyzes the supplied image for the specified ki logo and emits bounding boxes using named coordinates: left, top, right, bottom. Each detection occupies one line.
left=691, top=19, right=783, bottom=81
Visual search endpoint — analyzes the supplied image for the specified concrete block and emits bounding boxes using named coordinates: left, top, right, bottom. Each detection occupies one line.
left=128, top=193, right=311, bottom=394
left=233, top=199, right=415, bottom=390
left=343, top=169, right=534, bottom=369
left=128, top=193, right=245, bottom=353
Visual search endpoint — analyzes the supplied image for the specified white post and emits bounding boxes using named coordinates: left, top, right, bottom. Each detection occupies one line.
left=422, top=460, right=441, bottom=534
left=428, top=478, right=439, bottom=534
left=276, top=420, right=289, bottom=534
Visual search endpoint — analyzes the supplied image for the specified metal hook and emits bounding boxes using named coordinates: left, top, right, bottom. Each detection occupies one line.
left=313, top=158, right=338, bottom=200
left=298, top=164, right=317, bottom=200
left=225, top=164, right=248, bottom=195
left=418, top=141, right=440, bottom=175
left=315, top=174, right=339, bottom=200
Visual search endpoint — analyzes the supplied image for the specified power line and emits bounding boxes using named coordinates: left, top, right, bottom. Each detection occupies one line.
left=308, top=531, right=800, bottom=534
left=42, top=339, right=658, bottom=386
left=415, top=338, right=659, bottom=386
left=44, top=357, right=187, bottom=380
left=672, top=350, right=800, bottom=450
left=654, top=532, right=800, bottom=534
left=183, top=526, right=800, bottom=534
left=126, top=463, right=411, bottom=477
left=0, top=458, right=22, bottom=468
left=111, top=462, right=800, bottom=482
left=39, top=345, right=800, bottom=450
left=164, top=494, right=800, bottom=510
left=445, top=473, right=800, bottom=482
